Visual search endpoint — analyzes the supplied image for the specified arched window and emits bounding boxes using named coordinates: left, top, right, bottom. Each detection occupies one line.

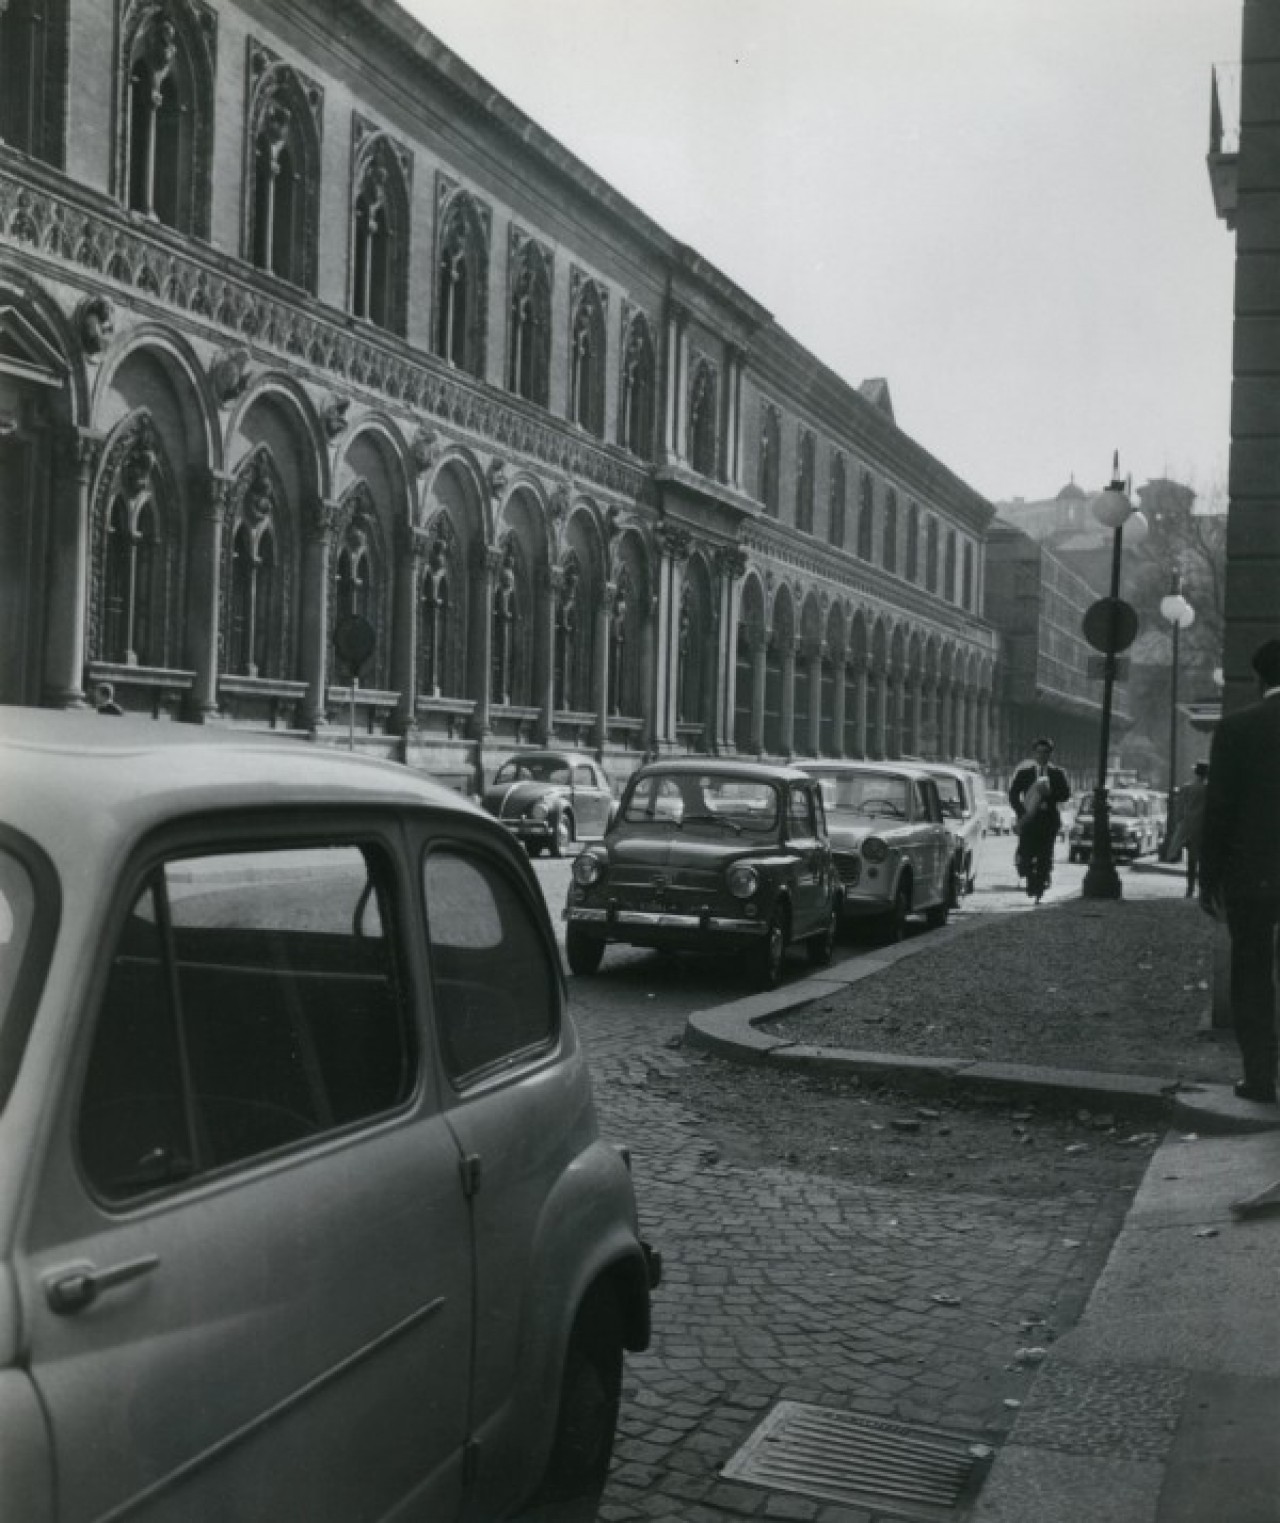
left=569, top=275, right=607, bottom=437
left=609, top=568, right=639, bottom=715
left=246, top=55, right=321, bottom=291
left=119, top=0, right=213, bottom=235
left=620, top=312, right=655, bottom=459
left=96, top=422, right=172, bottom=669
left=0, top=0, right=67, bottom=164
left=795, top=429, right=816, bottom=534
left=906, top=503, right=921, bottom=581
left=829, top=453, right=847, bottom=548
left=509, top=233, right=552, bottom=406
left=435, top=189, right=488, bottom=377
left=883, top=491, right=898, bottom=571
left=758, top=403, right=781, bottom=516
left=229, top=521, right=275, bottom=678
left=857, top=473, right=874, bottom=560
left=351, top=124, right=411, bottom=335
left=944, top=528, right=957, bottom=601
left=926, top=517, right=940, bottom=593
left=418, top=528, right=454, bottom=699
left=491, top=537, right=531, bottom=707
left=554, top=558, right=583, bottom=711
left=688, top=361, right=718, bottom=477
left=962, top=541, right=975, bottom=610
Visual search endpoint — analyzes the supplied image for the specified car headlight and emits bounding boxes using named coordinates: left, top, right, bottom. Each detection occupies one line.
left=573, top=852, right=605, bottom=888
left=726, top=864, right=759, bottom=899
left=861, top=836, right=888, bottom=864
left=530, top=800, right=549, bottom=820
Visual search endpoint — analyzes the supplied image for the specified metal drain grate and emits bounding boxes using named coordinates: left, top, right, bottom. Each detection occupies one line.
left=722, top=1401, right=995, bottom=1521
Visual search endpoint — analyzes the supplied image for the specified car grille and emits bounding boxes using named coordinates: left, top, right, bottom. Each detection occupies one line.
left=833, top=851, right=861, bottom=888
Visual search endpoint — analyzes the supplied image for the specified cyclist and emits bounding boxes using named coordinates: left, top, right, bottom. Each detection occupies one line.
left=1009, top=738, right=1072, bottom=901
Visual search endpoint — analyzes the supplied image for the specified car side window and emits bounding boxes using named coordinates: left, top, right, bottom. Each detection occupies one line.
left=787, top=784, right=814, bottom=837
left=917, top=781, right=938, bottom=822
left=571, top=764, right=594, bottom=788
left=78, top=843, right=415, bottom=1202
left=422, top=849, right=557, bottom=1083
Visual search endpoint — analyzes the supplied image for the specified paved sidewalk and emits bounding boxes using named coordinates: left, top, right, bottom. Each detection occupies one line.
left=683, top=920, right=1280, bottom=1521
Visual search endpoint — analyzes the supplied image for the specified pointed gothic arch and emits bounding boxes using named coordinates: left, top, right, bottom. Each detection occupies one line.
left=245, top=47, right=322, bottom=292
left=350, top=119, right=411, bottom=335
left=569, top=272, right=607, bottom=438
left=508, top=232, right=552, bottom=406
left=619, top=309, right=656, bottom=459
left=435, top=185, right=489, bottom=378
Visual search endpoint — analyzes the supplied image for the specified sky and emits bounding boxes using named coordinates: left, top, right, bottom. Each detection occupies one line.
left=399, top=0, right=1242, bottom=508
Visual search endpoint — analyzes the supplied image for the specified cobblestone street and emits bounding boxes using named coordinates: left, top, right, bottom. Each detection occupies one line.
left=536, top=851, right=1172, bottom=1521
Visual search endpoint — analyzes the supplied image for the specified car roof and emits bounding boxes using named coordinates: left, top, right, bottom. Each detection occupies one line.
left=496, top=750, right=596, bottom=767
left=0, top=708, right=482, bottom=873
left=797, top=759, right=941, bottom=784
left=630, top=757, right=815, bottom=786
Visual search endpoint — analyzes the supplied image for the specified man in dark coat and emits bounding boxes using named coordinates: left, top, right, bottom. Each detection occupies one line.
left=1008, top=737, right=1072, bottom=892
left=1200, top=638, right=1280, bottom=1104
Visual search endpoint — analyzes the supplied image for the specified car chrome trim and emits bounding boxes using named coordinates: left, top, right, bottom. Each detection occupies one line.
left=566, top=907, right=765, bottom=935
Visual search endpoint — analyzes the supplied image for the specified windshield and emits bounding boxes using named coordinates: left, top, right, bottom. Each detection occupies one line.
left=494, top=756, right=570, bottom=786
left=810, top=771, right=910, bottom=821
left=620, top=772, right=781, bottom=833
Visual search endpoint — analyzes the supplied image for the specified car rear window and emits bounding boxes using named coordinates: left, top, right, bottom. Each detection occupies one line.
left=79, top=843, right=415, bottom=1201
left=0, top=849, right=36, bottom=1102
left=812, top=772, right=910, bottom=821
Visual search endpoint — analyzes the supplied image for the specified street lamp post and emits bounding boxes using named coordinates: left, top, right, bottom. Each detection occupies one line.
left=1082, top=455, right=1148, bottom=901
left=1159, top=574, right=1195, bottom=857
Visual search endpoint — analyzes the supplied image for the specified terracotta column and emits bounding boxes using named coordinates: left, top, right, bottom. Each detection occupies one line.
left=186, top=468, right=231, bottom=722
left=300, top=497, right=337, bottom=731
left=852, top=660, right=869, bottom=758
left=469, top=542, right=500, bottom=740
left=831, top=656, right=847, bottom=758
left=391, top=521, right=426, bottom=733
left=43, top=428, right=101, bottom=708
left=806, top=642, right=824, bottom=759
left=749, top=628, right=767, bottom=755
left=592, top=582, right=614, bottom=748
left=779, top=636, right=797, bottom=759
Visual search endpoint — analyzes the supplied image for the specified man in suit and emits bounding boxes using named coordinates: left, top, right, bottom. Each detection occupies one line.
left=1200, top=638, right=1280, bottom=1104
left=1008, top=737, right=1072, bottom=897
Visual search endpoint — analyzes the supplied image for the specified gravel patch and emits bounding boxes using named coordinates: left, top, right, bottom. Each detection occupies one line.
left=766, top=897, right=1234, bottom=1085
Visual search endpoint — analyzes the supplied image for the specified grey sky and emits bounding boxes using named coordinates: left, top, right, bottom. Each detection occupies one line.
left=400, top=0, right=1240, bottom=507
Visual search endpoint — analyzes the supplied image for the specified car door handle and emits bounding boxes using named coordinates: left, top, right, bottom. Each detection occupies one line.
left=45, top=1253, right=161, bottom=1315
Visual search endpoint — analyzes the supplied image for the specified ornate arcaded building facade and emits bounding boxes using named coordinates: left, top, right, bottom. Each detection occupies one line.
left=0, top=0, right=999, bottom=788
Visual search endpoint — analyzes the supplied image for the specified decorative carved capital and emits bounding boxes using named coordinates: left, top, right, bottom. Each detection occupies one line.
left=656, top=521, right=692, bottom=561
left=71, top=428, right=105, bottom=481
left=486, top=458, right=509, bottom=501
left=668, top=299, right=690, bottom=329
left=210, top=345, right=252, bottom=406
left=410, top=424, right=442, bottom=475
left=199, top=470, right=233, bottom=523
left=321, top=394, right=350, bottom=441
left=307, top=497, right=339, bottom=542
left=76, top=294, right=114, bottom=359
left=715, top=545, right=749, bottom=582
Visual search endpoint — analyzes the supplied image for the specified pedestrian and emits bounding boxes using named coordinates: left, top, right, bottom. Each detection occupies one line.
left=93, top=682, right=124, bottom=716
left=1173, top=761, right=1209, bottom=898
left=1008, top=738, right=1071, bottom=899
left=1199, top=638, right=1280, bottom=1104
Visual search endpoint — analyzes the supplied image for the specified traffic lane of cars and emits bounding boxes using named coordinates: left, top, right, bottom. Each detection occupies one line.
left=0, top=712, right=654, bottom=1523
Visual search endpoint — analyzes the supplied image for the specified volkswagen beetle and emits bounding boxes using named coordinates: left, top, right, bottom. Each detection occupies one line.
left=482, top=749, right=616, bottom=857
left=563, top=759, right=840, bottom=989
left=798, top=761, right=956, bottom=940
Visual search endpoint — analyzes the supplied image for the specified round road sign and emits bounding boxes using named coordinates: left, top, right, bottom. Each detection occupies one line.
left=1081, top=597, right=1139, bottom=656
left=333, top=613, right=376, bottom=673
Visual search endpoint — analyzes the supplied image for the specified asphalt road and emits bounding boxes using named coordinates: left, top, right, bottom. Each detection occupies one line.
left=527, top=838, right=1185, bottom=1523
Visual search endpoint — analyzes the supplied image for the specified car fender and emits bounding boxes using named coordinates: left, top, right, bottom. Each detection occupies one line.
left=470, top=1140, right=652, bottom=1513
left=0, top=1370, right=52, bottom=1521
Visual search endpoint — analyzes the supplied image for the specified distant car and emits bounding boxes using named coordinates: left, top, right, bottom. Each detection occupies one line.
left=799, top=761, right=956, bottom=941
left=0, top=710, right=656, bottom=1523
left=564, top=759, right=840, bottom=988
left=1069, top=790, right=1147, bottom=862
left=924, top=763, right=987, bottom=893
left=985, top=790, right=1016, bottom=835
left=482, top=749, right=616, bottom=857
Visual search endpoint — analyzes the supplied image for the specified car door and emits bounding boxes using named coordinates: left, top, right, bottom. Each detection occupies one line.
left=17, top=823, right=473, bottom=1523
left=785, top=781, right=830, bottom=934
left=570, top=762, right=612, bottom=838
left=915, top=779, right=948, bottom=903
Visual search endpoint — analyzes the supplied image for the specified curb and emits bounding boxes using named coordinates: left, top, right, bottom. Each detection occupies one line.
left=682, top=912, right=1280, bottom=1136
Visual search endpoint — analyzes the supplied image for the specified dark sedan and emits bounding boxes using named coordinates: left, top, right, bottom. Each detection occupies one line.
left=563, top=759, right=841, bottom=988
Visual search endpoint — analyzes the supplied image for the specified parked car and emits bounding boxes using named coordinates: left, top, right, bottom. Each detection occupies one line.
left=799, top=761, right=956, bottom=940
left=1068, top=789, right=1148, bottom=862
left=985, top=790, right=1016, bottom=835
left=481, top=748, right=616, bottom=857
left=924, top=763, right=987, bottom=893
left=0, top=709, right=657, bottom=1523
left=564, top=759, right=840, bottom=988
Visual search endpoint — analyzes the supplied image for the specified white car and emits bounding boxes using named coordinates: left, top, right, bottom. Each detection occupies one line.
left=925, top=764, right=987, bottom=893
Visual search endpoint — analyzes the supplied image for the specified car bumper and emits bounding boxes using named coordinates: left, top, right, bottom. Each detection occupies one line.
left=498, top=818, right=555, bottom=843
left=836, top=892, right=898, bottom=919
left=565, top=904, right=768, bottom=944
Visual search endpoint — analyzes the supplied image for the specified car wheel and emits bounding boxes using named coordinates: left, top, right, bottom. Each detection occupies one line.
left=550, top=811, right=574, bottom=859
left=807, top=902, right=837, bottom=967
left=882, top=881, right=910, bottom=943
left=755, top=909, right=788, bottom=990
left=518, top=1288, right=623, bottom=1523
left=924, top=891, right=950, bottom=930
left=566, top=923, right=605, bottom=977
